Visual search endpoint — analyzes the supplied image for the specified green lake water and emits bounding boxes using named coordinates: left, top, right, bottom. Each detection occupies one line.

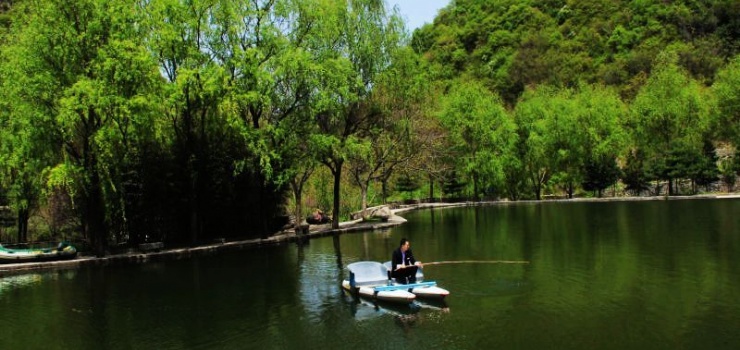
left=1, top=199, right=739, bottom=349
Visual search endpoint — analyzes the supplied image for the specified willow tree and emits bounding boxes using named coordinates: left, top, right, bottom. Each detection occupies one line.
left=306, top=0, right=404, bottom=228
left=513, top=85, right=557, bottom=200
left=713, top=55, right=740, bottom=147
left=540, top=88, right=586, bottom=199
left=345, top=46, right=433, bottom=214
left=1, top=0, right=160, bottom=255
left=438, top=79, right=517, bottom=200
left=712, top=55, right=740, bottom=191
left=631, top=49, right=713, bottom=195
left=146, top=0, right=258, bottom=243
left=0, top=69, right=52, bottom=242
left=515, top=84, right=627, bottom=199
left=1, top=2, right=69, bottom=243
left=207, top=0, right=344, bottom=228
left=201, top=0, right=301, bottom=236
left=572, top=84, right=628, bottom=197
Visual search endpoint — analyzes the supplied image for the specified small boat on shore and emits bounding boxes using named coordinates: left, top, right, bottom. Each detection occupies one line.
left=0, top=241, right=77, bottom=264
left=341, top=261, right=450, bottom=304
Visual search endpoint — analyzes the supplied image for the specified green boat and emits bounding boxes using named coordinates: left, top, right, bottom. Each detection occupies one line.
left=0, top=241, right=77, bottom=264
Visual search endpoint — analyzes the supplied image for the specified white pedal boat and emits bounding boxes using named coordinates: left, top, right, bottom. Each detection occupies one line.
left=382, top=261, right=450, bottom=300
left=341, top=261, right=450, bottom=304
left=341, top=261, right=416, bottom=304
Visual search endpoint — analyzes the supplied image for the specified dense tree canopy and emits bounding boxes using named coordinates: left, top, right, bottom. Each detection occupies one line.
left=414, top=0, right=739, bottom=104
left=0, top=0, right=738, bottom=252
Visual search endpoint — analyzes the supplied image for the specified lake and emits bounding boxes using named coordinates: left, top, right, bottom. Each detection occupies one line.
left=1, top=199, right=739, bottom=349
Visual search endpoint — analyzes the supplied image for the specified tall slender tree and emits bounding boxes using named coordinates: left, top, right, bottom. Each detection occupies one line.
left=307, top=0, right=403, bottom=228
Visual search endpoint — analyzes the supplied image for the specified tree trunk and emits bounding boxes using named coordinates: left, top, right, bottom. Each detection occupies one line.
left=17, top=208, right=28, bottom=243
left=381, top=179, right=388, bottom=204
left=361, top=185, right=368, bottom=213
left=292, top=184, right=303, bottom=225
left=429, top=174, right=435, bottom=203
left=87, top=169, right=108, bottom=257
left=188, top=159, right=201, bottom=244
left=531, top=169, right=543, bottom=200
left=331, top=161, right=343, bottom=229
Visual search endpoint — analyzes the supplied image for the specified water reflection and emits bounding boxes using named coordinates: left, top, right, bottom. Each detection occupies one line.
left=332, top=234, right=343, bottom=270
left=0, top=269, right=77, bottom=297
left=0, top=274, right=43, bottom=295
left=1, top=200, right=739, bottom=349
left=345, top=290, right=451, bottom=335
left=347, top=296, right=419, bottom=321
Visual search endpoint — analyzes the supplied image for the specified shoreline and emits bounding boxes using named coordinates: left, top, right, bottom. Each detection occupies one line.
left=2, top=194, right=739, bottom=276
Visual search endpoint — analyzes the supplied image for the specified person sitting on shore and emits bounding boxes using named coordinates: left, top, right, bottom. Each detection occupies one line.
left=390, top=238, right=422, bottom=284
left=306, top=209, right=330, bottom=224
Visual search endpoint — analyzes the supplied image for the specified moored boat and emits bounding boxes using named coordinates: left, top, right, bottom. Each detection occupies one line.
left=0, top=241, right=77, bottom=264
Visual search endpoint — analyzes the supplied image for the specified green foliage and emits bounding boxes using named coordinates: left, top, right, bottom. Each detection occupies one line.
left=442, top=171, right=466, bottom=199
left=712, top=55, right=740, bottom=145
left=718, top=154, right=739, bottom=192
left=438, top=79, right=517, bottom=199
left=415, top=0, right=739, bottom=105
left=513, top=85, right=561, bottom=199
left=395, top=174, right=420, bottom=194
left=622, top=149, right=651, bottom=196
left=630, top=48, right=713, bottom=193
left=582, top=156, right=621, bottom=197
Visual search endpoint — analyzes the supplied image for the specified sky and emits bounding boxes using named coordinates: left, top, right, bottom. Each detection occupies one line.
left=386, top=0, right=451, bottom=31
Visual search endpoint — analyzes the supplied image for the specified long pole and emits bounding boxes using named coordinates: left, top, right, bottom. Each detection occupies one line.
left=423, top=260, right=529, bottom=266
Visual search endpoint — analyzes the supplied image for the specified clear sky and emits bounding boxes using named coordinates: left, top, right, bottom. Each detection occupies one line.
left=386, top=0, right=451, bottom=31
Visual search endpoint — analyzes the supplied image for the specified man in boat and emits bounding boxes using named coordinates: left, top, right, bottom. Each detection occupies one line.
left=390, top=238, right=423, bottom=284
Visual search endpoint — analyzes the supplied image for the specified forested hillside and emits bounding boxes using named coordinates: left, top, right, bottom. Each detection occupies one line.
left=409, top=0, right=740, bottom=201
left=413, top=0, right=739, bottom=104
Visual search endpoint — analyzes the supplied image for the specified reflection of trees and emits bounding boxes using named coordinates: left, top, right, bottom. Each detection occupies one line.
left=517, top=200, right=739, bottom=345
left=333, top=234, right=343, bottom=273
left=413, top=200, right=739, bottom=346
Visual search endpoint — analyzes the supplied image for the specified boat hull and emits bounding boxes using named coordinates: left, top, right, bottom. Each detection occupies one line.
left=342, top=280, right=416, bottom=304
left=404, top=285, right=449, bottom=300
